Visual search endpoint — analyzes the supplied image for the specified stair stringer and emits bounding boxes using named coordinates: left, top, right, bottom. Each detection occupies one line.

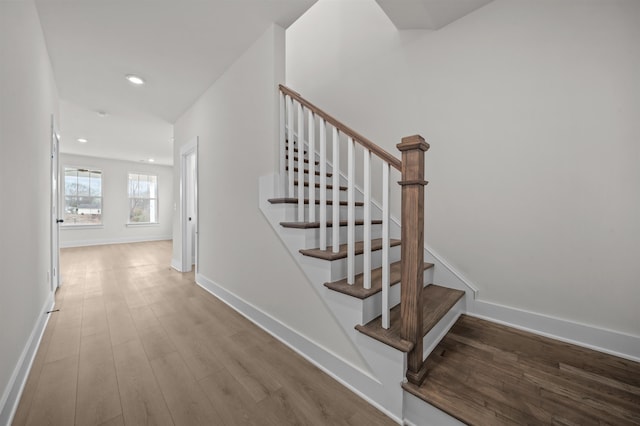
left=261, top=172, right=472, bottom=425
left=260, top=174, right=408, bottom=422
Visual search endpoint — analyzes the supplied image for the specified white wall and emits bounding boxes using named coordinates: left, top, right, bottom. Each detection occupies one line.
left=287, top=0, right=640, bottom=336
left=0, top=0, right=59, bottom=422
left=59, top=154, right=173, bottom=247
left=173, top=24, right=369, bottom=371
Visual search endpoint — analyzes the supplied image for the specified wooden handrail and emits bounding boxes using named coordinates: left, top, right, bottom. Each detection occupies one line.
left=280, top=85, right=430, bottom=385
left=279, top=85, right=402, bottom=171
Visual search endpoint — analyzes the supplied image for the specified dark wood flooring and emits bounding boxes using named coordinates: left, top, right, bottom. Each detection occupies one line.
left=403, top=315, right=640, bottom=425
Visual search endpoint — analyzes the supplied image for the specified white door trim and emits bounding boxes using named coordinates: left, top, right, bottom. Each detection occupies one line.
left=50, top=115, right=61, bottom=291
left=180, top=138, right=198, bottom=273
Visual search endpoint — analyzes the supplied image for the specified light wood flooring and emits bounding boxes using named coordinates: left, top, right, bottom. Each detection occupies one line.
left=12, top=241, right=394, bottom=426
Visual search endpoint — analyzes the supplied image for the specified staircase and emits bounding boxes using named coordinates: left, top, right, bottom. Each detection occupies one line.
left=259, top=84, right=471, bottom=422
left=258, top=85, right=640, bottom=425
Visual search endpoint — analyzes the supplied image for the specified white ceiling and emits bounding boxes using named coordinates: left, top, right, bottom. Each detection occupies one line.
left=35, top=0, right=316, bottom=165
left=59, top=100, right=174, bottom=165
left=36, top=0, right=492, bottom=166
left=375, top=0, right=493, bottom=30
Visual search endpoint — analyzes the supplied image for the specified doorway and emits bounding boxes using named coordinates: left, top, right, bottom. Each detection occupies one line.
left=50, top=116, right=61, bottom=291
left=180, top=138, right=198, bottom=273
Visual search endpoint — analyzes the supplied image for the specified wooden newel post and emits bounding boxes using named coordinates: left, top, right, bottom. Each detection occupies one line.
left=397, top=134, right=430, bottom=385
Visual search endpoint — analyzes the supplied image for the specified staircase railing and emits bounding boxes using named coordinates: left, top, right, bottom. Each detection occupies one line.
left=398, top=135, right=430, bottom=385
left=279, top=85, right=428, bottom=383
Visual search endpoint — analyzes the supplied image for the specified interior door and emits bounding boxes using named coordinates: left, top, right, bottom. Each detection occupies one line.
left=181, top=138, right=198, bottom=273
left=185, top=151, right=197, bottom=270
left=50, top=122, right=61, bottom=290
left=189, top=153, right=197, bottom=267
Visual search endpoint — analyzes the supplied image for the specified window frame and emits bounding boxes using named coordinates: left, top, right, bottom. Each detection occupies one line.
left=61, top=165, right=104, bottom=228
left=127, top=172, right=159, bottom=225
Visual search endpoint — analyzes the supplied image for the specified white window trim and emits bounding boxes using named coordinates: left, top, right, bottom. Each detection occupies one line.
left=126, top=222, right=159, bottom=227
left=127, top=171, right=159, bottom=225
left=61, top=224, right=104, bottom=230
left=62, top=165, right=104, bottom=227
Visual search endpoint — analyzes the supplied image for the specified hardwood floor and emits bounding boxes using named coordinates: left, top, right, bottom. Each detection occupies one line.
left=403, top=315, right=640, bottom=426
left=13, top=241, right=394, bottom=426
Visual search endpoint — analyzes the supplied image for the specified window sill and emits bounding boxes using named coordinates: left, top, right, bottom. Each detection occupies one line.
left=126, top=222, right=160, bottom=227
left=61, top=224, right=104, bottom=230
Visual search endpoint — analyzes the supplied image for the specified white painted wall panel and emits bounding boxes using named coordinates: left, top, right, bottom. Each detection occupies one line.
left=173, top=25, right=368, bottom=370
left=0, top=1, right=59, bottom=421
left=58, top=154, right=173, bottom=247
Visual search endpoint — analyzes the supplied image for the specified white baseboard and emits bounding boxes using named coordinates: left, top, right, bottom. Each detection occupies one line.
left=59, top=235, right=172, bottom=248
left=424, top=245, right=478, bottom=297
left=469, top=299, right=640, bottom=362
left=403, top=391, right=464, bottom=426
left=195, top=273, right=403, bottom=425
left=0, top=293, right=55, bottom=426
left=170, top=257, right=182, bottom=272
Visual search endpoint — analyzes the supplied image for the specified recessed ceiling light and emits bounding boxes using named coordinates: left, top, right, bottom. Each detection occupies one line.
left=125, top=74, right=145, bottom=85
left=96, top=110, right=108, bottom=117
left=148, top=158, right=155, bottom=162
left=77, top=138, right=88, bottom=143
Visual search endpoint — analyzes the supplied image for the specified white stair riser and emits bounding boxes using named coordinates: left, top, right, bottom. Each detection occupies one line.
left=298, top=224, right=385, bottom=247
left=362, top=281, right=402, bottom=325
left=327, top=245, right=401, bottom=281
left=361, top=267, right=435, bottom=324
left=422, top=296, right=465, bottom=359
left=283, top=205, right=363, bottom=222
left=301, top=205, right=384, bottom=222
left=295, top=187, right=349, bottom=202
left=293, top=186, right=365, bottom=202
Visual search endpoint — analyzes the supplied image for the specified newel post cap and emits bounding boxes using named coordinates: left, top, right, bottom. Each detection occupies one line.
left=397, top=135, right=430, bottom=152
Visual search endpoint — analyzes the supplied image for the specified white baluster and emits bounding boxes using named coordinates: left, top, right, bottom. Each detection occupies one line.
left=287, top=96, right=294, bottom=198
left=332, top=126, right=340, bottom=253
left=381, top=162, right=390, bottom=329
left=279, top=92, right=285, bottom=197
left=297, top=102, right=304, bottom=222
left=308, top=110, right=315, bottom=223
left=319, top=118, right=327, bottom=251
left=363, top=149, right=371, bottom=289
left=347, top=137, right=355, bottom=284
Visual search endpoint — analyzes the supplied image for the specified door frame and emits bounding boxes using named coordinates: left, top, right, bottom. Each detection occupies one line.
left=180, top=138, right=198, bottom=273
left=50, top=115, right=61, bottom=291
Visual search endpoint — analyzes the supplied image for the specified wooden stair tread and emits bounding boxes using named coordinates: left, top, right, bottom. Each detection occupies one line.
left=355, top=285, right=465, bottom=352
left=286, top=167, right=332, bottom=178
left=280, top=219, right=383, bottom=229
left=300, top=238, right=401, bottom=261
left=268, top=198, right=364, bottom=207
left=294, top=180, right=347, bottom=191
left=324, top=261, right=434, bottom=299
left=401, top=315, right=640, bottom=426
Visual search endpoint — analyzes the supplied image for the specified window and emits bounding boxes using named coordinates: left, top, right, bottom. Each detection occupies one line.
left=64, top=167, right=103, bottom=225
left=128, top=173, right=158, bottom=224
